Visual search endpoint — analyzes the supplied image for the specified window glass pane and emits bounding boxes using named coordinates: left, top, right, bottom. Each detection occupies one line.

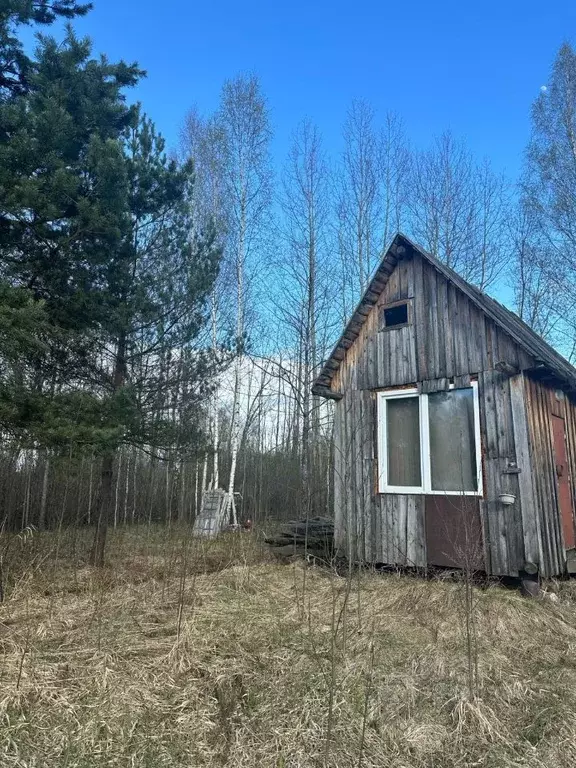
left=387, top=397, right=421, bottom=487
left=383, top=303, right=408, bottom=328
left=429, top=388, right=477, bottom=491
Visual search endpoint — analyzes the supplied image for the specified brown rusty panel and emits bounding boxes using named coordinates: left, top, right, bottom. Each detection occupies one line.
left=425, top=496, right=485, bottom=569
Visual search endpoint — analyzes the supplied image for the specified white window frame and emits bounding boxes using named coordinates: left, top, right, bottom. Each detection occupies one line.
left=377, top=382, right=483, bottom=496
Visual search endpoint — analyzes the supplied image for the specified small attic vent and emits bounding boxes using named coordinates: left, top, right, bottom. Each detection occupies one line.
left=381, top=301, right=409, bottom=330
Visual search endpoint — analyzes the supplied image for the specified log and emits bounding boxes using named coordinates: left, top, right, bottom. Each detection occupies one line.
left=265, top=517, right=335, bottom=555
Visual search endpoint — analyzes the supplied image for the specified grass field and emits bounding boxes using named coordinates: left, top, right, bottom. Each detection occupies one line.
left=1, top=525, right=576, bottom=767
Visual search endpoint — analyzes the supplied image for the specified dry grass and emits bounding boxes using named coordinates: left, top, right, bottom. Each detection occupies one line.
left=1, top=526, right=576, bottom=766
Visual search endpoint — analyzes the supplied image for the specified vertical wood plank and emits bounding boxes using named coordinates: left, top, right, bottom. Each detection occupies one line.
left=405, top=253, right=415, bottom=297
left=375, top=490, right=383, bottom=563
left=408, top=496, right=426, bottom=567
left=408, top=326, right=418, bottom=383
left=333, top=400, right=345, bottom=553
left=448, top=283, right=460, bottom=376
left=458, top=293, right=472, bottom=375
left=426, top=267, right=440, bottom=379
left=477, top=306, right=489, bottom=373
left=466, top=303, right=482, bottom=374
left=525, top=379, right=552, bottom=574
left=380, top=496, right=390, bottom=563
left=436, top=270, right=448, bottom=377
left=359, top=392, right=374, bottom=561
left=343, top=392, right=354, bottom=562
left=413, top=253, right=428, bottom=381
left=510, top=374, right=542, bottom=567
left=492, top=373, right=524, bottom=573
left=441, top=279, right=454, bottom=378
left=497, top=329, right=520, bottom=370
left=351, top=393, right=364, bottom=562
left=397, top=496, right=407, bottom=564
left=367, top=332, right=377, bottom=389
left=388, top=327, right=397, bottom=386
left=479, top=371, right=508, bottom=573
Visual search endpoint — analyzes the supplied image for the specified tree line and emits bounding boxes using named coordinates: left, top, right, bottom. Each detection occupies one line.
left=1, top=2, right=575, bottom=562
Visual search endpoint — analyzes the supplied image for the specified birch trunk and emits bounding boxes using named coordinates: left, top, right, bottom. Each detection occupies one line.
left=226, top=200, right=245, bottom=527
left=211, top=290, right=220, bottom=489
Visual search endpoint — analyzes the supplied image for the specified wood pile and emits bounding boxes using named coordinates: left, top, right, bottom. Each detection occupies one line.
left=265, top=516, right=334, bottom=561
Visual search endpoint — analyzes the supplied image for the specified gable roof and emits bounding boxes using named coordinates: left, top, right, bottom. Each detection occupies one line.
left=313, top=233, right=576, bottom=397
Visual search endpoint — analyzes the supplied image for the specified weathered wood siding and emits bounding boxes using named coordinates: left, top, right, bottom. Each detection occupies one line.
left=523, top=376, right=576, bottom=576
left=477, top=370, right=525, bottom=575
left=333, top=389, right=426, bottom=567
left=331, top=251, right=560, bottom=576
left=509, top=375, right=543, bottom=570
left=332, top=252, right=534, bottom=393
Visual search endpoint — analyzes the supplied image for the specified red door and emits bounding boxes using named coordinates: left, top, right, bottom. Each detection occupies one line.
left=551, top=414, right=575, bottom=549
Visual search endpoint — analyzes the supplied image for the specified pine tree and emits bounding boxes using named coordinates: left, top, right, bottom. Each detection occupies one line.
left=0, top=7, right=221, bottom=556
left=0, top=24, right=142, bottom=444
left=0, top=1, right=92, bottom=97
left=88, top=114, right=220, bottom=565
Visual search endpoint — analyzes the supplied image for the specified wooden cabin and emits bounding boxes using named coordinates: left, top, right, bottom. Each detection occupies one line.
left=313, top=233, right=576, bottom=578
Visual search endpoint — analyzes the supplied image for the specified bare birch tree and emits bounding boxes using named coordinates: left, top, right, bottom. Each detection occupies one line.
left=181, top=109, right=231, bottom=490
left=510, top=204, right=558, bottom=339
left=379, top=111, right=410, bottom=250
left=474, top=158, right=509, bottom=290
left=408, top=131, right=476, bottom=274
left=408, top=131, right=508, bottom=290
left=216, top=75, right=272, bottom=519
left=337, top=100, right=381, bottom=306
left=278, top=120, right=333, bottom=513
left=521, top=42, right=576, bottom=356
left=336, top=102, right=409, bottom=323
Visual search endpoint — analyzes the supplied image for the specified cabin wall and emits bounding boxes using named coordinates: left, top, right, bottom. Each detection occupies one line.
left=333, top=389, right=426, bottom=567
left=332, top=251, right=553, bottom=576
left=332, top=252, right=534, bottom=393
left=477, top=370, right=525, bottom=575
left=522, top=376, right=576, bottom=576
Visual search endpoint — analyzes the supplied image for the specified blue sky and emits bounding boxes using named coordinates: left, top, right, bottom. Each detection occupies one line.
left=59, top=0, right=576, bottom=181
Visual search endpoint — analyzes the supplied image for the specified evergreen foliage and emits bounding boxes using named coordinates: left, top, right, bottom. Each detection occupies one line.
left=0, top=0, right=92, bottom=97
left=0, top=2, right=221, bottom=561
